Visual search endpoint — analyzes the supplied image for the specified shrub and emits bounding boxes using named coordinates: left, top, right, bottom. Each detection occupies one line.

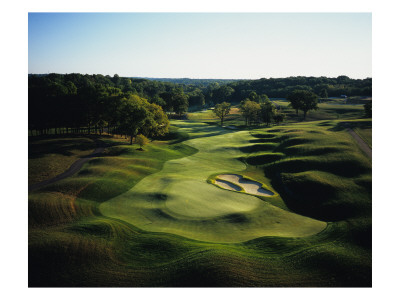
left=135, top=134, right=149, bottom=150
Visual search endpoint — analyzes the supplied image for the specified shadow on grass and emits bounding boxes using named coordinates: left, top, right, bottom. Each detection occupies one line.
left=29, top=136, right=96, bottom=158
left=240, top=143, right=277, bottom=153
left=268, top=172, right=360, bottom=222
left=246, top=153, right=285, bottom=165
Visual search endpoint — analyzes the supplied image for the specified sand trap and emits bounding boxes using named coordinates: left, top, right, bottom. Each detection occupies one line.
left=216, top=174, right=274, bottom=196
left=214, top=179, right=242, bottom=191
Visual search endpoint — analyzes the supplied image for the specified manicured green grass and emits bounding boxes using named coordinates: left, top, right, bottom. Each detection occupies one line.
left=314, top=103, right=365, bottom=120
left=188, top=109, right=218, bottom=120
left=188, top=107, right=247, bottom=128
left=100, top=121, right=325, bottom=243
left=272, top=100, right=365, bottom=122
left=29, top=117, right=371, bottom=287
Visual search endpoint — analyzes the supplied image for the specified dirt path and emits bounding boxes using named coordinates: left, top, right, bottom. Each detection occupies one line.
left=28, top=139, right=106, bottom=192
left=346, top=127, right=372, bottom=159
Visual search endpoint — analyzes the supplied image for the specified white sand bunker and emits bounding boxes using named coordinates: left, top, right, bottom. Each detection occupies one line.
left=214, top=179, right=242, bottom=191
left=216, top=174, right=274, bottom=196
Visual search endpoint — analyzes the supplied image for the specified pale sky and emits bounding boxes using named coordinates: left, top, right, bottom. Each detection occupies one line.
left=28, top=13, right=371, bottom=79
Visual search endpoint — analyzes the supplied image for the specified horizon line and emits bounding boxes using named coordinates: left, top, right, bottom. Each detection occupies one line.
left=28, top=73, right=372, bottom=80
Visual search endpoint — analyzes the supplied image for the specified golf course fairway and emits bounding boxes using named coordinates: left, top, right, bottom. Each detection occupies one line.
left=100, top=120, right=326, bottom=243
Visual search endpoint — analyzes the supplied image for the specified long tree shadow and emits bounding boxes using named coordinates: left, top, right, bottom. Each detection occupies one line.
left=28, top=134, right=117, bottom=159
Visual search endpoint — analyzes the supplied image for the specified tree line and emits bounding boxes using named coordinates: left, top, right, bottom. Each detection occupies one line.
left=225, top=75, right=371, bottom=101
left=213, top=92, right=285, bottom=127
left=30, top=74, right=372, bottom=110
left=29, top=73, right=372, bottom=138
left=29, top=73, right=170, bottom=143
left=129, top=75, right=372, bottom=100
left=137, top=75, right=371, bottom=103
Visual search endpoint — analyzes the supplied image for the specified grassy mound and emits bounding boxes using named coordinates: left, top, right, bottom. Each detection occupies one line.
left=247, top=121, right=371, bottom=222
left=29, top=119, right=371, bottom=287
left=246, top=152, right=285, bottom=165
left=100, top=121, right=326, bottom=243
left=29, top=136, right=198, bottom=225
left=28, top=136, right=96, bottom=185
left=280, top=171, right=369, bottom=220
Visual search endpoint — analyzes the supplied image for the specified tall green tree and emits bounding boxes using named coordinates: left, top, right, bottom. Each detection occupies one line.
left=213, top=102, right=231, bottom=126
left=118, top=95, right=151, bottom=145
left=287, top=90, right=302, bottom=115
left=172, top=92, right=189, bottom=116
left=287, top=90, right=319, bottom=120
left=141, top=102, right=170, bottom=138
left=260, top=99, right=276, bottom=126
left=239, top=99, right=261, bottom=126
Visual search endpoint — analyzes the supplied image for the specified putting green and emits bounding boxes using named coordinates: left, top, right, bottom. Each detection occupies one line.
left=100, top=120, right=326, bottom=243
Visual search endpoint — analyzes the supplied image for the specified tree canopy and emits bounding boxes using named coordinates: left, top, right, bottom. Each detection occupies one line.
left=226, top=76, right=371, bottom=102
left=213, top=102, right=231, bottom=126
left=287, top=90, right=319, bottom=120
left=28, top=73, right=371, bottom=136
left=29, top=73, right=169, bottom=141
left=239, top=100, right=261, bottom=126
left=259, top=99, right=276, bottom=126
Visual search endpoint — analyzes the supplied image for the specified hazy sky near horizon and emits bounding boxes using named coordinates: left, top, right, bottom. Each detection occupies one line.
left=28, top=13, right=372, bottom=79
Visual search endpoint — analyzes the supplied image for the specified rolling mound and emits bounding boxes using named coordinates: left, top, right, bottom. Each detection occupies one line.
left=100, top=121, right=326, bottom=243
left=29, top=119, right=371, bottom=287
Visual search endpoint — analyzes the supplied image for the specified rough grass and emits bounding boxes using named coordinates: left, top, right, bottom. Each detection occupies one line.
left=30, top=135, right=199, bottom=224
left=28, top=136, right=96, bottom=185
left=241, top=120, right=371, bottom=285
left=29, top=216, right=371, bottom=287
left=247, top=121, right=371, bottom=222
left=348, top=119, right=372, bottom=148
left=28, top=118, right=371, bottom=287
